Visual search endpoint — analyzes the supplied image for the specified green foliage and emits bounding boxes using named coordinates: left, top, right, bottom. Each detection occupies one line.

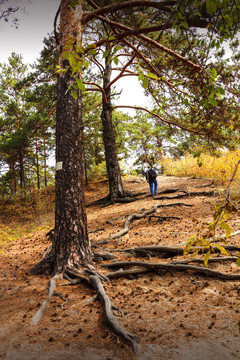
left=184, top=199, right=237, bottom=266
left=125, top=110, right=174, bottom=168
left=2, top=1, right=240, bottom=195
left=0, top=34, right=58, bottom=195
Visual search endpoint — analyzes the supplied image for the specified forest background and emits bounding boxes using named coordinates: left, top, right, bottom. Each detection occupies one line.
left=0, top=0, right=240, bottom=251
left=0, top=0, right=239, bottom=192
left=1, top=1, right=240, bottom=357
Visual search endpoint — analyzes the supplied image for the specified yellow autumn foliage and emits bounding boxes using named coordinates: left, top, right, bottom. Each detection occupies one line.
left=161, top=150, right=240, bottom=185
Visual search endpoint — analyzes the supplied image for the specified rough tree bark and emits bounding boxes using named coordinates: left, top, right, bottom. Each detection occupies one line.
left=31, top=0, right=92, bottom=275
left=101, top=48, right=125, bottom=200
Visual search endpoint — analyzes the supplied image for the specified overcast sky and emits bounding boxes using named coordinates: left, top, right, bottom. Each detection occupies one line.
left=0, top=0, right=61, bottom=63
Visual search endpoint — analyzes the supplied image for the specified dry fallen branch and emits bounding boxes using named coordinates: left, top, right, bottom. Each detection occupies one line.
left=89, top=275, right=141, bottom=354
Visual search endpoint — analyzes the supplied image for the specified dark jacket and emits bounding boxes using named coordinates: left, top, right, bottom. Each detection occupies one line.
left=145, top=167, right=157, bottom=181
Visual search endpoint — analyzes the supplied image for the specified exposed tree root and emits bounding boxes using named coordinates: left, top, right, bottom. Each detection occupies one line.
left=196, top=180, right=215, bottom=188
left=93, top=251, right=117, bottom=262
left=111, top=196, right=139, bottom=204
left=155, top=190, right=217, bottom=200
left=101, top=260, right=240, bottom=280
left=107, top=244, right=185, bottom=256
left=158, top=203, right=193, bottom=207
left=86, top=195, right=109, bottom=207
left=32, top=266, right=141, bottom=354
left=106, top=268, right=149, bottom=279
left=158, top=188, right=181, bottom=194
left=30, top=240, right=240, bottom=354
left=89, top=275, right=141, bottom=354
left=30, top=252, right=54, bottom=275
left=30, top=180, right=239, bottom=356
left=105, top=241, right=240, bottom=258
left=171, top=256, right=238, bottom=265
left=92, top=202, right=192, bottom=247
left=147, top=215, right=182, bottom=222
left=64, top=268, right=90, bottom=285
left=187, top=190, right=217, bottom=196
left=86, top=191, right=146, bottom=207
left=89, top=226, right=105, bottom=234
left=31, top=273, right=63, bottom=325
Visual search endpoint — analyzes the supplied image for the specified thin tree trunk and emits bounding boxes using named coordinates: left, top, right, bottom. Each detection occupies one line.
left=143, top=145, right=149, bottom=164
left=101, top=50, right=125, bottom=200
left=44, top=134, right=47, bottom=188
left=83, top=146, right=88, bottom=186
left=36, top=136, right=40, bottom=190
left=16, top=110, right=25, bottom=190
left=156, top=135, right=162, bottom=160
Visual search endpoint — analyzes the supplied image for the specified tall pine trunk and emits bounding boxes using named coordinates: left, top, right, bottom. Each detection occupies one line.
left=31, top=0, right=92, bottom=275
left=101, top=51, right=125, bottom=200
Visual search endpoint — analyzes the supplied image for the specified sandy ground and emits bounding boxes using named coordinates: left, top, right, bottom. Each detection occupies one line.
left=1, top=176, right=240, bottom=360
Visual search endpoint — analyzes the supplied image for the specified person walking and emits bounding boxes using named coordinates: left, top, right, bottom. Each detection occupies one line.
left=145, top=164, right=158, bottom=197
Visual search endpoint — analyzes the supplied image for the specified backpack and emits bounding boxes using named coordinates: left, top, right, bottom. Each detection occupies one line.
left=148, top=168, right=157, bottom=178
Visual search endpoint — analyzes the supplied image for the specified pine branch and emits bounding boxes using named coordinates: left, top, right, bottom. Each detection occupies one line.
left=112, top=105, right=206, bottom=135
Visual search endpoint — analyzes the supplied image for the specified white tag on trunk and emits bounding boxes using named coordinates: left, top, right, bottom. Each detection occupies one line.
left=56, top=161, right=63, bottom=171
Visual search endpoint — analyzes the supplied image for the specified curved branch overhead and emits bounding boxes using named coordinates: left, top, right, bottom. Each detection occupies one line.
left=83, top=81, right=107, bottom=102
left=84, top=14, right=202, bottom=72
left=113, top=105, right=206, bottom=135
left=83, top=0, right=178, bottom=24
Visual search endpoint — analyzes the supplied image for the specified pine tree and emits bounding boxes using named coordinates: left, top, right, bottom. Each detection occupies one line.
left=0, top=53, right=33, bottom=192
